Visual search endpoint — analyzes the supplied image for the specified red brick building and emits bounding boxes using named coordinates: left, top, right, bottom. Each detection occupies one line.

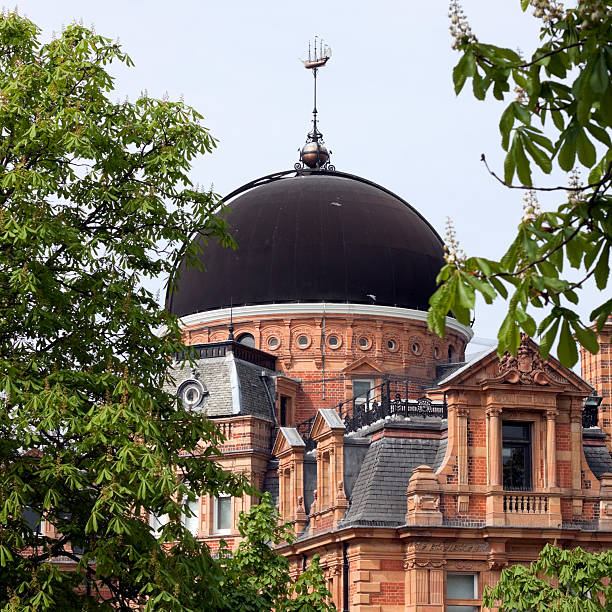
left=165, top=167, right=612, bottom=611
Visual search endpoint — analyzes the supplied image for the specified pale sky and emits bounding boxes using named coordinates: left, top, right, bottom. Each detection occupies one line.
left=13, top=1, right=599, bottom=356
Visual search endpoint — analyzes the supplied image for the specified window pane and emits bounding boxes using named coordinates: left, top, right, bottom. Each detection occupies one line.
left=503, top=423, right=529, bottom=441
left=237, top=333, right=255, bottom=348
left=353, top=381, right=372, bottom=399
left=503, top=446, right=528, bottom=489
left=447, top=574, right=476, bottom=599
left=217, top=496, right=231, bottom=531
left=149, top=512, right=167, bottom=536
left=183, top=498, right=199, bottom=536
left=23, top=507, right=41, bottom=533
left=447, top=607, right=478, bottom=612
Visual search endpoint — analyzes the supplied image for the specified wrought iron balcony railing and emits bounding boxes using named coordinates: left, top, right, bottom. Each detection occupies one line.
left=296, top=378, right=447, bottom=451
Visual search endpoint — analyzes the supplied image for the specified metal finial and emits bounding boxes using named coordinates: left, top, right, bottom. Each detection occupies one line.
left=228, top=298, right=235, bottom=341
left=296, top=38, right=334, bottom=172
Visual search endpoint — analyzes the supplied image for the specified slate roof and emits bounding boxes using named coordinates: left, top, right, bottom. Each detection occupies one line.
left=339, top=435, right=442, bottom=528
left=584, top=444, right=612, bottom=479
left=169, top=353, right=276, bottom=421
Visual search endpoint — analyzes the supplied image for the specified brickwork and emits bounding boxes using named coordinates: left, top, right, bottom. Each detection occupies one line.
left=581, top=317, right=612, bottom=448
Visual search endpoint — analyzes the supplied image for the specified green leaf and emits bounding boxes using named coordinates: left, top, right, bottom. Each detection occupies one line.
left=453, top=50, right=475, bottom=94
left=522, top=133, right=553, bottom=173
left=594, top=244, right=610, bottom=290
left=540, top=318, right=560, bottom=358
left=576, top=128, right=597, bottom=167
left=499, top=104, right=515, bottom=150
left=504, top=151, right=516, bottom=184
left=557, top=319, right=578, bottom=367
left=513, top=136, right=532, bottom=186
left=572, top=324, right=599, bottom=354
left=589, top=52, right=609, bottom=95
left=557, top=123, right=578, bottom=171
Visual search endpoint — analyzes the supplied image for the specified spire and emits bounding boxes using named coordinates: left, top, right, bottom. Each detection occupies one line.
left=295, top=37, right=335, bottom=171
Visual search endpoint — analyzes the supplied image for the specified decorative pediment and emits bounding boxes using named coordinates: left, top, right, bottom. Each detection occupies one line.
left=341, top=356, right=385, bottom=375
left=272, top=427, right=305, bottom=458
left=310, top=408, right=346, bottom=442
left=438, top=335, right=591, bottom=393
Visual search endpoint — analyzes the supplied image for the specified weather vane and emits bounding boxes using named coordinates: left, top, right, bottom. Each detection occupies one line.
left=295, top=37, right=335, bottom=171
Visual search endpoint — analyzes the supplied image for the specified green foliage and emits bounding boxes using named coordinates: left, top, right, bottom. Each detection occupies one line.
left=484, top=543, right=612, bottom=611
left=0, top=11, right=251, bottom=610
left=217, top=493, right=336, bottom=612
left=430, top=1, right=612, bottom=366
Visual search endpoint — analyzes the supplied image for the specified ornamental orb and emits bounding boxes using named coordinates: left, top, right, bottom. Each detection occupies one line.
left=301, top=141, right=329, bottom=168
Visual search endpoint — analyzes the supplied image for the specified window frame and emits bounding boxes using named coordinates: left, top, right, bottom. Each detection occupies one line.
left=352, top=378, right=374, bottom=407
left=502, top=421, right=533, bottom=491
left=213, top=494, right=232, bottom=535
left=446, top=572, right=479, bottom=611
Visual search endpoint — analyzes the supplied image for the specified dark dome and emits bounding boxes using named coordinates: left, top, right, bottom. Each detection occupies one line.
left=167, top=170, right=445, bottom=317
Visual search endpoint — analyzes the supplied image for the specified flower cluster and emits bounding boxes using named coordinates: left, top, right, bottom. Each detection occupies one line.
left=448, top=1, right=477, bottom=50
left=443, top=217, right=466, bottom=265
left=530, top=0, right=565, bottom=22
left=567, top=169, right=586, bottom=206
left=523, top=189, right=542, bottom=223
left=522, top=190, right=541, bottom=223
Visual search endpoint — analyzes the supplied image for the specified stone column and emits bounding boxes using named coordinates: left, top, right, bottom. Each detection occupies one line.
left=487, top=406, right=502, bottom=487
left=546, top=409, right=558, bottom=489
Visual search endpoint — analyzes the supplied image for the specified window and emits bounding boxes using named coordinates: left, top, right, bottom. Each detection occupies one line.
left=22, top=507, right=44, bottom=536
left=237, top=333, right=255, bottom=348
left=182, top=496, right=200, bottom=536
left=446, top=573, right=478, bottom=612
left=178, top=379, right=207, bottom=410
left=214, top=495, right=231, bottom=535
left=328, top=334, right=339, bottom=347
left=297, top=334, right=310, bottom=347
left=502, top=422, right=532, bottom=491
left=280, top=396, right=288, bottom=426
left=353, top=379, right=373, bottom=406
left=358, top=336, right=371, bottom=350
left=149, top=511, right=168, bottom=537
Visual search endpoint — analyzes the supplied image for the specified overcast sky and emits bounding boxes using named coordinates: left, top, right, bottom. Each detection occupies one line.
left=14, top=0, right=598, bottom=355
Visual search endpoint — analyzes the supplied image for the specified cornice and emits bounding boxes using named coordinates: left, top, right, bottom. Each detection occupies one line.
left=180, top=303, right=474, bottom=342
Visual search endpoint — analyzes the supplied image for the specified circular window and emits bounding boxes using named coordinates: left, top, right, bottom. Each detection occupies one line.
left=237, top=333, right=255, bottom=348
left=412, top=342, right=421, bottom=355
left=178, top=380, right=207, bottom=410
left=327, top=334, right=341, bottom=349
left=358, top=336, right=371, bottom=350
left=296, top=334, right=311, bottom=349
left=387, top=339, right=398, bottom=352
left=267, top=336, right=279, bottom=349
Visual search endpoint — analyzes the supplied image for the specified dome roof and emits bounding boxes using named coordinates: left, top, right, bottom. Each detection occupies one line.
left=166, top=170, right=445, bottom=317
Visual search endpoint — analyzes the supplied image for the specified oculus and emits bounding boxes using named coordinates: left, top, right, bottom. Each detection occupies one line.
left=178, top=379, right=208, bottom=410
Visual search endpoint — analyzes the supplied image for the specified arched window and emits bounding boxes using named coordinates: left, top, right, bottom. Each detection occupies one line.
left=237, top=333, right=255, bottom=348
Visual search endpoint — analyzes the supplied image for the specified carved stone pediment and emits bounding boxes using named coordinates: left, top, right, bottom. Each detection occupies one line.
left=498, top=334, right=562, bottom=385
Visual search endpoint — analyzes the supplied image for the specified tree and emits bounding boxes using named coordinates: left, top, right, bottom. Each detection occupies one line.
left=483, top=543, right=612, bottom=611
left=217, top=493, right=335, bottom=612
left=0, top=12, right=253, bottom=611
left=428, top=0, right=611, bottom=367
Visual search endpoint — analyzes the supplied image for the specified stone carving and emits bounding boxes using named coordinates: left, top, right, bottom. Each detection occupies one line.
left=406, top=541, right=488, bottom=553
left=498, top=334, right=560, bottom=385
left=404, top=559, right=446, bottom=569
left=409, top=494, right=439, bottom=511
left=296, top=496, right=305, bottom=515
left=337, top=480, right=347, bottom=501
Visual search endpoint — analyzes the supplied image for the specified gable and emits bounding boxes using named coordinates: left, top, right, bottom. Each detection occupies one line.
left=342, top=356, right=385, bottom=376
left=438, top=336, right=592, bottom=394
